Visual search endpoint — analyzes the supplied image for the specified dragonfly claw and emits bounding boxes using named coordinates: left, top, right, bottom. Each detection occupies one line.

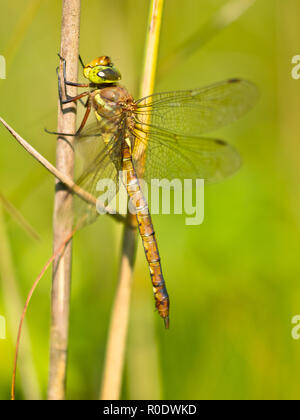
left=57, top=53, right=65, bottom=62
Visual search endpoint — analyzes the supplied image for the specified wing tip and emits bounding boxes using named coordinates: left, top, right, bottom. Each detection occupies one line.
left=228, top=78, right=241, bottom=84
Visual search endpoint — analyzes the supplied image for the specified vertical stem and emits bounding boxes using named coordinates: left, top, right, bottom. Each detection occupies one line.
left=47, top=0, right=81, bottom=400
left=100, top=223, right=137, bottom=400
left=140, top=0, right=164, bottom=98
left=100, top=0, right=164, bottom=400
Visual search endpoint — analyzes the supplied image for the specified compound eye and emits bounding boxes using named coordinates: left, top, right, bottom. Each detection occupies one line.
left=97, top=66, right=121, bottom=82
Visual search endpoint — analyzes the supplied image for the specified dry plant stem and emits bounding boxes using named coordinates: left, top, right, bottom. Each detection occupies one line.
left=100, top=0, right=164, bottom=400
left=47, top=0, right=81, bottom=400
left=11, top=228, right=76, bottom=400
left=0, top=117, right=124, bottom=222
left=100, top=221, right=137, bottom=400
left=139, top=0, right=164, bottom=99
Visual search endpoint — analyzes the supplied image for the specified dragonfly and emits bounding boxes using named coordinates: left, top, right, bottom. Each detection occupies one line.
left=50, top=55, right=258, bottom=328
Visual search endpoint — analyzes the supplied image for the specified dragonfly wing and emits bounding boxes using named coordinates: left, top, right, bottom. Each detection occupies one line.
left=72, top=124, right=123, bottom=225
left=132, top=128, right=241, bottom=185
left=135, top=79, right=258, bottom=137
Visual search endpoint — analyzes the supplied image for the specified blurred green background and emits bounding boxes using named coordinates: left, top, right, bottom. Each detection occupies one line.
left=1, top=0, right=300, bottom=400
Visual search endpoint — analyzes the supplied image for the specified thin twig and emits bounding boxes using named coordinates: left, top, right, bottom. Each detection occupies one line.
left=100, top=0, right=164, bottom=400
left=0, top=117, right=124, bottom=223
left=47, top=0, right=81, bottom=400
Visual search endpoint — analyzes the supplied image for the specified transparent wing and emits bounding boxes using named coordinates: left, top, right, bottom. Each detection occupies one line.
left=72, top=123, right=123, bottom=225
left=135, top=79, right=258, bottom=137
left=132, top=127, right=241, bottom=185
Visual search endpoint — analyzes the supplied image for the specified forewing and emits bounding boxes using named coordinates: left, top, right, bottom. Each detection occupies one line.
left=135, top=79, right=258, bottom=137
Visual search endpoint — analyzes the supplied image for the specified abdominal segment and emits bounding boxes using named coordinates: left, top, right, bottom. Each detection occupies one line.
left=121, top=141, right=170, bottom=327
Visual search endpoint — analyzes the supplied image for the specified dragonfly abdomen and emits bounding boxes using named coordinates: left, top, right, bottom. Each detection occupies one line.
left=137, top=213, right=170, bottom=328
left=121, top=140, right=170, bottom=328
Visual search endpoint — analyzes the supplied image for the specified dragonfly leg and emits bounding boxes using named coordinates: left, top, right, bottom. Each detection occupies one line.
left=45, top=99, right=94, bottom=137
left=75, top=101, right=91, bottom=135
left=79, top=54, right=85, bottom=69
left=57, top=54, right=90, bottom=107
left=58, top=54, right=89, bottom=88
left=59, top=88, right=90, bottom=106
left=44, top=128, right=77, bottom=137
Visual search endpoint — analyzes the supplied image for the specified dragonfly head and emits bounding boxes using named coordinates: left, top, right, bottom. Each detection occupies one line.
left=83, top=56, right=121, bottom=85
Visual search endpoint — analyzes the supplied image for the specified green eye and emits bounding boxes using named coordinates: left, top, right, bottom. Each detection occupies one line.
left=97, top=67, right=121, bottom=82
left=84, top=65, right=121, bottom=84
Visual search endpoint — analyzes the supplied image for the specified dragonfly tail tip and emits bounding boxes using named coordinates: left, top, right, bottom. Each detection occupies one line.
left=164, top=316, right=170, bottom=329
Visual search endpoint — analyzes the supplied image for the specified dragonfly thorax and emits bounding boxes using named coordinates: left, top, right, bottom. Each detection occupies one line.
left=91, top=86, right=136, bottom=122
